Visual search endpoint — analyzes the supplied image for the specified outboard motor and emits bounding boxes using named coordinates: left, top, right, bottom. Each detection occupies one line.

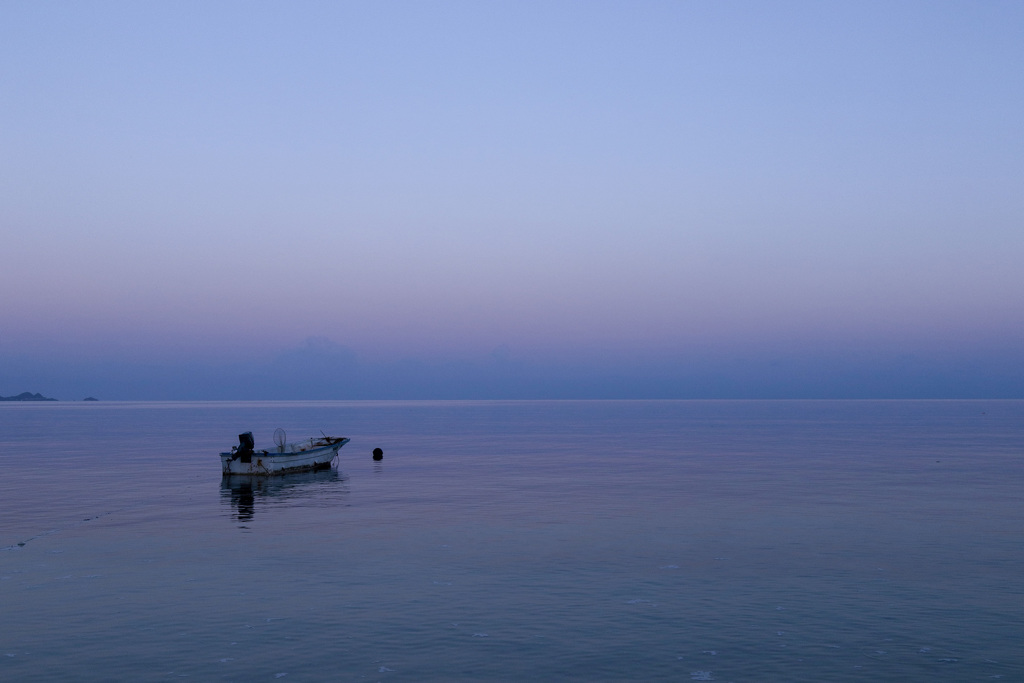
left=235, top=432, right=255, bottom=463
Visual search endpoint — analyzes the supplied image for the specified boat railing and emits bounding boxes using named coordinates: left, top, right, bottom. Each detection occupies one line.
left=274, top=437, right=321, bottom=454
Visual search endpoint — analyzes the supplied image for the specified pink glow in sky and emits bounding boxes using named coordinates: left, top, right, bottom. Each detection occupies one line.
left=2, top=1, right=1022, bottom=398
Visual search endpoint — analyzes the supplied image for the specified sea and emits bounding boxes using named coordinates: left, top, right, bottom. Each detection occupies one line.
left=1, top=400, right=1021, bottom=682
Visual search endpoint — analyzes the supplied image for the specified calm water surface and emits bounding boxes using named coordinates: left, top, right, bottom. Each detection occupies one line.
left=1, top=400, right=1022, bottom=681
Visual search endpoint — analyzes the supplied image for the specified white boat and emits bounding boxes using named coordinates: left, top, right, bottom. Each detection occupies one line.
left=220, top=429, right=350, bottom=476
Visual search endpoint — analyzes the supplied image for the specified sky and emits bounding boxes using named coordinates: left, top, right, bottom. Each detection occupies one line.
left=1, top=1, right=1022, bottom=399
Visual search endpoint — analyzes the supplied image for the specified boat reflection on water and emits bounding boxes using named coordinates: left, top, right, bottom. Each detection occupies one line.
left=221, top=467, right=347, bottom=522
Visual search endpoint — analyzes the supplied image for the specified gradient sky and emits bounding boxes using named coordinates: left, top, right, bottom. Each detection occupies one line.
left=2, top=1, right=1023, bottom=399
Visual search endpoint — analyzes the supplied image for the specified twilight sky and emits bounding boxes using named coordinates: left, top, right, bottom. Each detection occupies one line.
left=2, top=1, right=1023, bottom=399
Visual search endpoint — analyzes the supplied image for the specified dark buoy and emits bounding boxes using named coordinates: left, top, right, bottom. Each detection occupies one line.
left=372, top=447, right=383, bottom=461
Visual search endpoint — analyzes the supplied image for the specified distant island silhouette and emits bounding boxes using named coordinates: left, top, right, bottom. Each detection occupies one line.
left=84, top=397, right=99, bottom=401
left=0, top=392, right=57, bottom=401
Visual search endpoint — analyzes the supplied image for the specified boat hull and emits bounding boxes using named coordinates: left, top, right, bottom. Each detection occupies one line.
left=219, top=437, right=349, bottom=476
